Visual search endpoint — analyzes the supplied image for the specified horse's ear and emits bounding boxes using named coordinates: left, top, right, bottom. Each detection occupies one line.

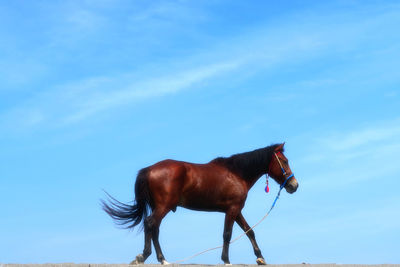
left=275, top=142, right=285, bottom=152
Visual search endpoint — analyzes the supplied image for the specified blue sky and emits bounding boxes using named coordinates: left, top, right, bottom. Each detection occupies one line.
left=1, top=0, right=400, bottom=264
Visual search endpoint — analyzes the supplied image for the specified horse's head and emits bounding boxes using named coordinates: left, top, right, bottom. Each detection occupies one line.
left=268, top=143, right=298, bottom=194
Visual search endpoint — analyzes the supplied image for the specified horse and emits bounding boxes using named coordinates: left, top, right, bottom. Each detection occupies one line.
left=102, top=143, right=298, bottom=265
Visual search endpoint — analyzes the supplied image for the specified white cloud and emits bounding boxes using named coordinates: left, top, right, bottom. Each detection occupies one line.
left=2, top=1, right=399, bottom=132
left=321, top=121, right=400, bottom=151
left=130, top=1, right=207, bottom=23
left=0, top=60, right=241, bottom=130
left=62, top=60, right=241, bottom=124
left=297, top=118, right=400, bottom=189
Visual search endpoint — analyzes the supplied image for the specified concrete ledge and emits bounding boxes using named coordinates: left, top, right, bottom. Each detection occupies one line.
left=1, top=264, right=399, bottom=267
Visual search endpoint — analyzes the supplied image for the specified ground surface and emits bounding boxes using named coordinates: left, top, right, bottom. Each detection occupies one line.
left=1, top=264, right=399, bottom=267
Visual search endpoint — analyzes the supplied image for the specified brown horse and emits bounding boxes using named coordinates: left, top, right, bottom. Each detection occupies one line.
left=102, top=143, right=298, bottom=265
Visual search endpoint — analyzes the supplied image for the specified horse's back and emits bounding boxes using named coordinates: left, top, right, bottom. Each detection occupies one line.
left=146, top=159, right=212, bottom=192
left=146, top=159, right=187, bottom=190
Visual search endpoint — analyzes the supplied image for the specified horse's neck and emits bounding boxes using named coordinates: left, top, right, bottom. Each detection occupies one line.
left=243, top=170, right=268, bottom=191
left=244, top=153, right=272, bottom=189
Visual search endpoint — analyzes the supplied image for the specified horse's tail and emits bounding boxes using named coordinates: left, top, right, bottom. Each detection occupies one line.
left=101, top=168, right=152, bottom=230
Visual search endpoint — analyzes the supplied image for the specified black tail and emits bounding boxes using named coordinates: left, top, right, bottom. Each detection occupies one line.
left=101, top=168, right=152, bottom=230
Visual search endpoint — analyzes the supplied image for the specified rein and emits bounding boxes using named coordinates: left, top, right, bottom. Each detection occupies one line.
left=173, top=152, right=294, bottom=264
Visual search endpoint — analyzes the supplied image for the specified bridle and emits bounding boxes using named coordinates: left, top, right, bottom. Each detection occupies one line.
left=273, top=152, right=295, bottom=189
left=266, top=152, right=295, bottom=192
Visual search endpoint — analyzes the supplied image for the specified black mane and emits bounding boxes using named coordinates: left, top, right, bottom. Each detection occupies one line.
left=210, top=144, right=282, bottom=180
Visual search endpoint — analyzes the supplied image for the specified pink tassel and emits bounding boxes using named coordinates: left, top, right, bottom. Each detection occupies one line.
left=265, top=179, right=269, bottom=193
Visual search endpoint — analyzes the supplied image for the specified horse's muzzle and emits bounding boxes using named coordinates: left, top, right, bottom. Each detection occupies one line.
left=285, top=177, right=298, bottom=194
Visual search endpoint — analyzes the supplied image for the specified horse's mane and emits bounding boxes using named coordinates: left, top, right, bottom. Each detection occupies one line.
left=211, top=144, right=282, bottom=180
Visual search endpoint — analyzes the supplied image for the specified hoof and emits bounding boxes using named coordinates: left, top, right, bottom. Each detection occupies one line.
left=161, top=260, right=170, bottom=265
left=130, top=254, right=145, bottom=265
left=256, top=258, right=267, bottom=265
left=129, top=260, right=138, bottom=265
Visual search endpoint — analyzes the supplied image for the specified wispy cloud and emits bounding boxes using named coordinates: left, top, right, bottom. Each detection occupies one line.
left=322, top=122, right=400, bottom=151
left=130, top=1, right=208, bottom=23
left=0, top=60, right=241, bottom=131
left=297, top=117, right=400, bottom=189
left=1, top=1, right=399, bottom=133
left=62, top=61, right=241, bottom=124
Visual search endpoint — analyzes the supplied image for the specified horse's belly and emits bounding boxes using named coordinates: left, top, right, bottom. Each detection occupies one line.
left=178, top=187, right=240, bottom=212
left=178, top=197, right=225, bottom=212
left=177, top=163, right=246, bottom=212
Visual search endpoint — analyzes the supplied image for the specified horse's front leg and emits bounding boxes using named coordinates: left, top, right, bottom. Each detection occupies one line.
left=235, top=212, right=266, bottom=265
left=221, top=208, right=240, bottom=265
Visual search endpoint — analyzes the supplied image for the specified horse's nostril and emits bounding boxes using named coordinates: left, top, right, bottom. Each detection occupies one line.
left=286, top=182, right=298, bottom=193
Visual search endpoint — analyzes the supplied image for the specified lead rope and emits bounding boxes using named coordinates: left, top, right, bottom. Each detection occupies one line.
left=172, top=206, right=272, bottom=264
left=173, top=208, right=271, bottom=264
left=173, top=175, right=288, bottom=264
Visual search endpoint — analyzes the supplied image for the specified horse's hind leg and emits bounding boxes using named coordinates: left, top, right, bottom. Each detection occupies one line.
left=142, top=217, right=153, bottom=260
left=235, top=212, right=266, bottom=265
left=131, top=216, right=153, bottom=264
left=149, top=207, right=171, bottom=264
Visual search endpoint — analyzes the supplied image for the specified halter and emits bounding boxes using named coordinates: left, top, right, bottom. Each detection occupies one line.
left=265, top=152, right=294, bottom=193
